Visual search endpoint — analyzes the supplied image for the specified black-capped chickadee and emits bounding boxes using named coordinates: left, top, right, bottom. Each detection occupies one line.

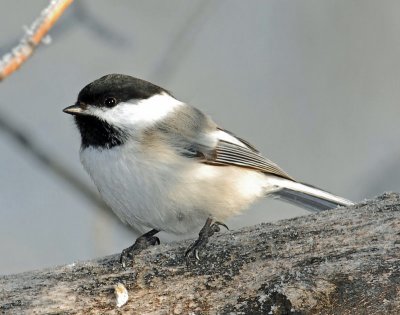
left=63, top=74, right=353, bottom=266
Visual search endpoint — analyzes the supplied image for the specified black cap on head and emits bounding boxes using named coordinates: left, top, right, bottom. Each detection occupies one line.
left=77, top=74, right=169, bottom=108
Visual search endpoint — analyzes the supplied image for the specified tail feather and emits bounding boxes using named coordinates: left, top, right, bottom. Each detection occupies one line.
left=267, top=177, right=354, bottom=212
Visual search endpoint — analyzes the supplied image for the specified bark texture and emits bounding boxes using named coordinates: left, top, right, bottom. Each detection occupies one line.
left=1, top=193, right=399, bottom=315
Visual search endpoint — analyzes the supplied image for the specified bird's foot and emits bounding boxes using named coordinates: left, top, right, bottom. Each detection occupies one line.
left=120, top=229, right=160, bottom=268
left=185, top=218, right=228, bottom=265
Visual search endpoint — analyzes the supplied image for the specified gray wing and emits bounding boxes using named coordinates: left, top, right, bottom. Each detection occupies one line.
left=156, top=104, right=293, bottom=180
left=205, top=138, right=294, bottom=180
left=183, top=127, right=293, bottom=180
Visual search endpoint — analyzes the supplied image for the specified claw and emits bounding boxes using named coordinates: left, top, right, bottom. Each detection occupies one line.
left=155, top=237, right=161, bottom=245
left=119, top=229, right=160, bottom=267
left=215, top=221, right=229, bottom=231
left=185, top=247, right=191, bottom=258
left=185, top=218, right=229, bottom=265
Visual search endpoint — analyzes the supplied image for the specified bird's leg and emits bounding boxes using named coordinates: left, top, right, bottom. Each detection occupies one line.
left=185, top=217, right=229, bottom=264
left=120, top=229, right=160, bottom=268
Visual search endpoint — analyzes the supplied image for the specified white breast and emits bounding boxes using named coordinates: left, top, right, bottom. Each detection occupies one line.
left=80, top=142, right=270, bottom=234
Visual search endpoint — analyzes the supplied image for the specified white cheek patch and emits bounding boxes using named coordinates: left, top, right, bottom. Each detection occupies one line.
left=92, top=92, right=184, bottom=128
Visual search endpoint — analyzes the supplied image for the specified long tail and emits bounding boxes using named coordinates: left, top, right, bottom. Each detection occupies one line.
left=267, top=176, right=354, bottom=212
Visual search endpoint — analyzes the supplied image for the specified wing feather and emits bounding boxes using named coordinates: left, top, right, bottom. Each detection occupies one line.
left=202, top=130, right=294, bottom=180
left=174, top=123, right=294, bottom=180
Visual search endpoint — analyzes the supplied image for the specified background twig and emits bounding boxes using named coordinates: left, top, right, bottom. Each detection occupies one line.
left=0, top=0, right=74, bottom=81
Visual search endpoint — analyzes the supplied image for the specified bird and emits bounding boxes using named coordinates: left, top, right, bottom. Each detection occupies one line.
left=63, top=74, right=354, bottom=266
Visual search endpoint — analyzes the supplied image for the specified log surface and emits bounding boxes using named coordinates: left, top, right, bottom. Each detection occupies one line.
left=1, top=193, right=399, bottom=314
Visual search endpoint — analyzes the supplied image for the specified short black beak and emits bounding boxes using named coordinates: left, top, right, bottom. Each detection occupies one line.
left=63, top=104, right=86, bottom=115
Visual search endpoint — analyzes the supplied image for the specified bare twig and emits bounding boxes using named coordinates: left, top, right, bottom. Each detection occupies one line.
left=0, top=0, right=74, bottom=81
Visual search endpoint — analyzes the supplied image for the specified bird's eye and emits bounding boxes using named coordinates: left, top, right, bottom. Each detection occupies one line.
left=104, top=97, right=117, bottom=107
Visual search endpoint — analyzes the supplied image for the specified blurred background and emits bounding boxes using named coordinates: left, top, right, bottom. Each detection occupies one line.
left=1, top=0, right=399, bottom=275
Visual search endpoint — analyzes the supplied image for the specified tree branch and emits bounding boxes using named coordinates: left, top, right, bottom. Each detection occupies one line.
left=1, top=193, right=399, bottom=314
left=0, top=0, right=74, bottom=81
